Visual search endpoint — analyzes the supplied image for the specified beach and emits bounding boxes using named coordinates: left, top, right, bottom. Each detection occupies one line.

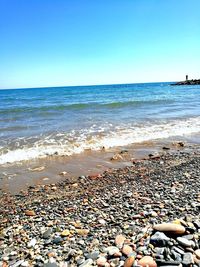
left=1, top=83, right=200, bottom=266
left=1, top=82, right=200, bottom=193
left=1, top=145, right=200, bottom=266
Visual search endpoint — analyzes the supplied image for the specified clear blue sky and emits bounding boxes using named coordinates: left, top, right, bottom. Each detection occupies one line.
left=0, top=0, right=200, bottom=89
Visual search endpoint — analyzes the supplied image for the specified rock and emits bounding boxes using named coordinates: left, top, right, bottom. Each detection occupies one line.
left=110, top=154, right=123, bottom=161
left=106, top=246, right=120, bottom=256
left=122, top=245, right=133, bottom=256
left=182, top=252, right=194, bottom=265
left=61, top=229, right=70, bottom=236
left=96, top=257, right=107, bottom=266
left=79, top=259, right=93, bottom=267
left=10, top=260, right=25, bottom=267
left=177, top=237, right=194, bottom=247
left=138, top=256, right=157, bottom=267
left=44, top=263, right=59, bottom=267
left=124, top=255, right=135, bottom=267
left=27, top=238, right=37, bottom=248
left=162, top=147, right=170, bottom=150
left=153, top=223, right=185, bottom=234
left=86, top=251, right=100, bottom=260
left=76, top=229, right=90, bottom=236
left=43, top=228, right=52, bottom=239
left=150, top=231, right=170, bottom=246
left=195, top=249, right=200, bottom=259
left=24, top=210, right=36, bottom=216
left=155, top=260, right=181, bottom=266
left=53, top=236, right=62, bottom=244
left=30, top=166, right=45, bottom=172
left=59, top=171, right=68, bottom=176
left=115, top=235, right=126, bottom=248
left=98, top=219, right=106, bottom=225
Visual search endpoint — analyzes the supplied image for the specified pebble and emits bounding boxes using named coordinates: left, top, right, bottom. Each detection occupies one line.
left=182, top=252, right=194, bottom=265
left=96, top=257, right=107, bottom=266
left=106, top=246, right=120, bottom=256
left=124, top=255, right=135, bottom=267
left=122, top=245, right=133, bottom=256
left=115, top=235, right=126, bottom=248
left=150, top=231, right=170, bottom=246
left=1, top=150, right=200, bottom=267
left=153, top=223, right=185, bottom=235
left=79, top=259, right=93, bottom=267
left=27, top=238, right=37, bottom=248
left=43, top=228, right=52, bottom=239
left=24, top=210, right=36, bottom=216
left=195, top=249, right=200, bottom=259
left=177, top=237, right=194, bottom=247
left=61, top=229, right=70, bottom=236
left=138, top=256, right=157, bottom=267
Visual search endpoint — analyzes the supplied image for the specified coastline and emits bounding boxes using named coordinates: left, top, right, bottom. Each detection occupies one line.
left=1, top=135, right=200, bottom=195
left=1, top=143, right=200, bottom=266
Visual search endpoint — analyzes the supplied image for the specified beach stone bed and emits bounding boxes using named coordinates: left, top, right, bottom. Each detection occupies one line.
left=1, top=150, right=200, bottom=267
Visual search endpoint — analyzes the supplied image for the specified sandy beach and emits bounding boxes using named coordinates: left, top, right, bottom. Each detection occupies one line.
left=1, top=143, right=200, bottom=266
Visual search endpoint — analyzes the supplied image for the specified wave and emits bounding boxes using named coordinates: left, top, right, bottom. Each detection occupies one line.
left=0, top=99, right=174, bottom=115
left=0, top=116, right=200, bottom=165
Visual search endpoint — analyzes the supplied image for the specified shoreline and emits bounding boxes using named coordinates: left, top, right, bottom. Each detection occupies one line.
left=1, top=135, right=199, bottom=195
left=1, top=146, right=200, bottom=266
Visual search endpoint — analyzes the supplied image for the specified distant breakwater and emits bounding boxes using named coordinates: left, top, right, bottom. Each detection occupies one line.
left=172, top=79, right=200, bottom=86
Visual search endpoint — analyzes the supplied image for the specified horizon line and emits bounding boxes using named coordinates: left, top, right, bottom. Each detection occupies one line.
left=0, top=80, right=176, bottom=90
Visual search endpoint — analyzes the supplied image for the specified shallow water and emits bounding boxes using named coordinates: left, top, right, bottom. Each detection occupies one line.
left=0, top=82, right=200, bottom=165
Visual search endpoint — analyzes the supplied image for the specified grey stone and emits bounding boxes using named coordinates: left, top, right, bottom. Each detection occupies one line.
left=151, top=231, right=170, bottom=246
left=44, top=263, right=59, bottom=267
left=106, top=246, right=120, bottom=256
left=177, top=237, right=195, bottom=247
left=85, top=251, right=99, bottom=260
left=182, top=252, right=194, bottom=265
left=43, top=228, right=52, bottom=239
left=53, top=236, right=62, bottom=244
left=79, top=259, right=93, bottom=267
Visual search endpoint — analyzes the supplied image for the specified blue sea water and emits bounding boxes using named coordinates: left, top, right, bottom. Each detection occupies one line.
left=0, top=82, right=200, bottom=164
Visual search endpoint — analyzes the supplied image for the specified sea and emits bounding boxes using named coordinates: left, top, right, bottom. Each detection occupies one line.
left=0, top=82, right=200, bottom=166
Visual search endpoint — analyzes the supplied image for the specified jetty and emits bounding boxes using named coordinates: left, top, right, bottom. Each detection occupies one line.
left=172, top=75, right=200, bottom=86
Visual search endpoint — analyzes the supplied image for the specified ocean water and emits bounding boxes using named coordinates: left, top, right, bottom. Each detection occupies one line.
left=0, top=82, right=200, bottom=165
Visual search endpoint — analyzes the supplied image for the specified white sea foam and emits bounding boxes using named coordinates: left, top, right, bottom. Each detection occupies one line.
left=0, top=116, right=200, bottom=165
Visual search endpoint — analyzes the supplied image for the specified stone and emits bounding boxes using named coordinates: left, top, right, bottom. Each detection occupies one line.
left=76, top=229, right=90, bottom=236
left=24, top=210, right=36, bottom=216
left=53, top=236, right=62, bottom=244
left=10, top=260, right=25, bottom=267
left=115, top=235, right=126, bottom=248
left=43, top=229, right=52, bottom=239
left=79, top=259, right=93, bottom=267
left=96, top=257, right=107, bottom=266
left=106, top=246, right=120, bottom=256
left=86, top=251, right=100, bottom=260
left=122, top=245, right=133, bottom=256
left=44, top=263, right=59, bottom=267
left=177, top=237, right=194, bottom=247
left=138, top=256, right=157, bottom=267
left=27, top=238, right=37, bottom=248
left=182, top=253, right=194, bottom=265
left=195, top=249, right=200, bottom=259
left=98, top=219, right=106, bottom=225
left=124, top=255, right=135, bottom=267
left=59, top=171, right=68, bottom=176
left=153, top=223, right=185, bottom=235
left=150, top=231, right=170, bottom=246
left=61, top=230, right=70, bottom=237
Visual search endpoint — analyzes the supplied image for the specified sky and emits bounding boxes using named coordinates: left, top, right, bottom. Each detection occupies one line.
left=0, top=0, right=200, bottom=89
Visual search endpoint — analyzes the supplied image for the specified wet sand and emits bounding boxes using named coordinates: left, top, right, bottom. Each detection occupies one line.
left=1, top=134, right=200, bottom=194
